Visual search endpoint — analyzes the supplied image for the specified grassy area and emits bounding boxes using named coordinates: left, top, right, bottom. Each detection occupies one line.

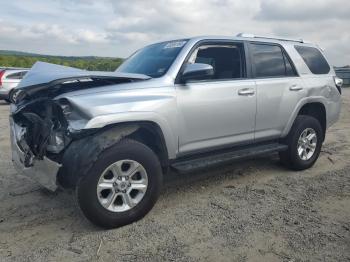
left=0, top=50, right=124, bottom=71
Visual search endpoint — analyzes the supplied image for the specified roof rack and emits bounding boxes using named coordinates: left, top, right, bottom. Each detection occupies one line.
left=236, top=33, right=304, bottom=43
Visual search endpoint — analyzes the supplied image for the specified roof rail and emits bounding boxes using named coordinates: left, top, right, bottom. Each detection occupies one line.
left=236, top=33, right=304, bottom=43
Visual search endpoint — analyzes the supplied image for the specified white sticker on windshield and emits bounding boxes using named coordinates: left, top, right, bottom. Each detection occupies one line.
left=163, top=41, right=187, bottom=49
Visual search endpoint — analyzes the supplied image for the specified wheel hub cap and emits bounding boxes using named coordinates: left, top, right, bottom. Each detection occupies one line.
left=96, top=160, right=148, bottom=212
left=297, top=128, right=317, bottom=161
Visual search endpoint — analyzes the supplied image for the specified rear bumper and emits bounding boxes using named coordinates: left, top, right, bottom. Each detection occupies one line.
left=10, top=117, right=61, bottom=191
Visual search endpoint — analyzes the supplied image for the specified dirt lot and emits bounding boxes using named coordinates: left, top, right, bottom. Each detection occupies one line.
left=0, top=90, right=349, bottom=262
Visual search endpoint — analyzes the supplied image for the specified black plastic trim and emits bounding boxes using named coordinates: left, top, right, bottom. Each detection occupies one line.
left=171, top=141, right=288, bottom=173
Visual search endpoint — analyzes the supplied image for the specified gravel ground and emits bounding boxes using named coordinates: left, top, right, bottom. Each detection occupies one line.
left=0, top=90, right=349, bottom=262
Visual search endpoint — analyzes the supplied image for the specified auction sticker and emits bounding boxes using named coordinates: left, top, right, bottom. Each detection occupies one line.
left=163, top=41, right=187, bottom=49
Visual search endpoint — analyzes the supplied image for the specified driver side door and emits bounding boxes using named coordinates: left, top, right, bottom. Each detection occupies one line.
left=176, top=41, right=257, bottom=155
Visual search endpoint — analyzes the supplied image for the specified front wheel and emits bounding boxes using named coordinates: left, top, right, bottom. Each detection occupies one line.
left=279, top=115, right=323, bottom=170
left=76, top=139, right=163, bottom=228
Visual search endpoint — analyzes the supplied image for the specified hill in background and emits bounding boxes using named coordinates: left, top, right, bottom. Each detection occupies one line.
left=0, top=50, right=124, bottom=71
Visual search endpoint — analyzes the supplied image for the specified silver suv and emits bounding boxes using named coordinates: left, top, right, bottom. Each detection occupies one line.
left=9, top=34, right=342, bottom=228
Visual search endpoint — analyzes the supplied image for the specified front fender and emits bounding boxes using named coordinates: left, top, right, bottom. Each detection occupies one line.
left=84, top=111, right=177, bottom=159
left=60, top=86, right=178, bottom=159
left=57, top=124, right=139, bottom=187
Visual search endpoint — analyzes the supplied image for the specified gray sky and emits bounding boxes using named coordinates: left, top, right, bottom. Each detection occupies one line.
left=0, top=0, right=349, bottom=66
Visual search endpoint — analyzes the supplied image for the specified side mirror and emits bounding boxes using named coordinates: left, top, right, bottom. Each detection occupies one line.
left=181, top=63, right=214, bottom=83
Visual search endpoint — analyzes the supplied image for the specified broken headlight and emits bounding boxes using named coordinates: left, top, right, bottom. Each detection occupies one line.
left=59, top=99, right=73, bottom=117
left=46, top=130, right=67, bottom=153
left=57, top=99, right=89, bottom=131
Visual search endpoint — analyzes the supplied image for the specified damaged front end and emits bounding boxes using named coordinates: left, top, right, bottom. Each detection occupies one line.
left=10, top=115, right=62, bottom=191
left=10, top=62, right=150, bottom=191
left=10, top=97, right=78, bottom=190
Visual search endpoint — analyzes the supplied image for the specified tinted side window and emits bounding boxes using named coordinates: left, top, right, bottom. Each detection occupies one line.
left=295, top=46, right=330, bottom=74
left=187, top=43, right=246, bottom=80
left=251, top=44, right=287, bottom=77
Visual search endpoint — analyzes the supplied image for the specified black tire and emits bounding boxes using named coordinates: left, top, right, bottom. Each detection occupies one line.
left=76, top=138, right=163, bottom=228
left=279, top=115, right=323, bottom=171
left=6, top=89, right=14, bottom=103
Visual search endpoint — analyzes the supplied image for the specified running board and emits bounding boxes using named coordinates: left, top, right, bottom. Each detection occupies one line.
left=171, top=143, right=288, bottom=173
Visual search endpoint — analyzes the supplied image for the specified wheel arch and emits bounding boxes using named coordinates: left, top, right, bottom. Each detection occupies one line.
left=297, top=102, right=326, bottom=141
left=122, top=121, right=170, bottom=173
left=282, top=98, right=327, bottom=141
left=84, top=112, right=177, bottom=159
left=57, top=121, right=170, bottom=188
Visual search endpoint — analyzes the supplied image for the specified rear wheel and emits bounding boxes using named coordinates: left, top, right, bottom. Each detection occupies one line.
left=279, top=115, right=323, bottom=170
left=76, top=139, right=163, bottom=228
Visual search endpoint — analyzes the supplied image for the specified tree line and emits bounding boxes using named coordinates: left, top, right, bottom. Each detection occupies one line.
left=0, top=54, right=124, bottom=71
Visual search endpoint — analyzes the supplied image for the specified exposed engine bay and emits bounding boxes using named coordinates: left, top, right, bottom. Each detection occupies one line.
left=13, top=99, right=69, bottom=167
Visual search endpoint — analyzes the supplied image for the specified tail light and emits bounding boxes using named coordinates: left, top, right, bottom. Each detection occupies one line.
left=0, top=70, right=5, bottom=87
left=334, top=76, right=343, bottom=94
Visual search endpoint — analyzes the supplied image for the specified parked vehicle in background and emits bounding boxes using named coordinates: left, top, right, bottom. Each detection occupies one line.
left=0, top=69, right=28, bottom=102
left=335, top=66, right=350, bottom=87
left=8, top=34, right=342, bottom=228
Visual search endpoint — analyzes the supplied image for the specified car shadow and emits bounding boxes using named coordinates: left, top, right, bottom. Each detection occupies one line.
left=2, top=153, right=287, bottom=233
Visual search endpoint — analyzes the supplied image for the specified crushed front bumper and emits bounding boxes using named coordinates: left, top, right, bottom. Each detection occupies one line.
left=10, top=117, right=61, bottom=191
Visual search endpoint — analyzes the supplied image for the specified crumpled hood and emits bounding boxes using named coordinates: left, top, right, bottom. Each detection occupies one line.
left=12, top=62, right=151, bottom=103
left=17, top=61, right=150, bottom=89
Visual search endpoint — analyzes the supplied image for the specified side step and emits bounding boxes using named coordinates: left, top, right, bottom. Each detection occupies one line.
left=171, top=143, right=288, bottom=173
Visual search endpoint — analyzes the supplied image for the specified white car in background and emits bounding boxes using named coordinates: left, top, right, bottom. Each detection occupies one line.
left=0, top=69, right=28, bottom=102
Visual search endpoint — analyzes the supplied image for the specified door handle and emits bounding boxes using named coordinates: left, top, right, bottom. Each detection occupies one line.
left=238, top=88, right=255, bottom=96
left=289, top=85, right=303, bottom=91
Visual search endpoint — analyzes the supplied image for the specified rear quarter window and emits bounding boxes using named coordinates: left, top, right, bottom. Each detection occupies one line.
left=294, top=45, right=330, bottom=74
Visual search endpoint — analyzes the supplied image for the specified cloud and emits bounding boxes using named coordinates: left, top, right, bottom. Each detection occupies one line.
left=105, top=0, right=262, bottom=48
left=76, top=29, right=108, bottom=44
left=0, top=0, right=349, bottom=65
left=0, top=20, right=107, bottom=45
left=256, top=0, right=350, bottom=21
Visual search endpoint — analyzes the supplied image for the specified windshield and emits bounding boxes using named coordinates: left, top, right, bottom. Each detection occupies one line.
left=116, top=40, right=188, bottom=78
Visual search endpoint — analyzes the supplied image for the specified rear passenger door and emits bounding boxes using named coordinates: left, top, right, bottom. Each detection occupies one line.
left=249, top=42, right=304, bottom=141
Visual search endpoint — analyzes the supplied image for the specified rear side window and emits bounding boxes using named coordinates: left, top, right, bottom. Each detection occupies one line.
left=251, top=44, right=296, bottom=78
left=294, top=46, right=330, bottom=74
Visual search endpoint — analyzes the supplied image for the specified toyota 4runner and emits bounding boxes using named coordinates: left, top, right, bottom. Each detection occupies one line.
left=9, top=34, right=342, bottom=228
